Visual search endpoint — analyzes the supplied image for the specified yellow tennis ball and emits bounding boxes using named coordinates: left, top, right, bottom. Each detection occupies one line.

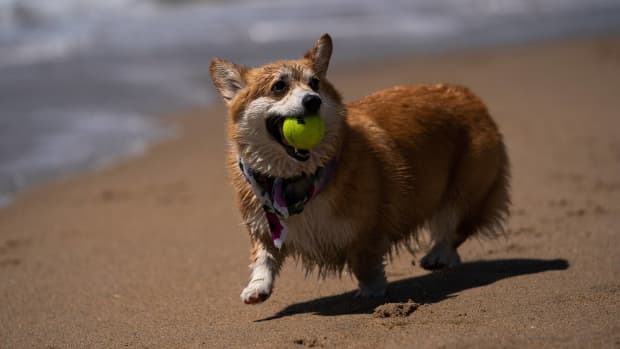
left=282, top=115, right=325, bottom=150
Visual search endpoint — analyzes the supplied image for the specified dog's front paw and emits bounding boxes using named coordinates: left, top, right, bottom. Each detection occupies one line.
left=240, top=279, right=272, bottom=304
left=420, top=241, right=462, bottom=270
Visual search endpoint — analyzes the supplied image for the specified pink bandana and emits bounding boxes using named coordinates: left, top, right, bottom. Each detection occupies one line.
left=238, top=156, right=337, bottom=249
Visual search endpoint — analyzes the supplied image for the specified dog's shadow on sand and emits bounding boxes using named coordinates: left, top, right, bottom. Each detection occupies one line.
left=257, top=258, right=568, bottom=321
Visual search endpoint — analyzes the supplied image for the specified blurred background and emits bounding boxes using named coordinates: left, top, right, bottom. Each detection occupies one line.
left=1, top=0, right=620, bottom=206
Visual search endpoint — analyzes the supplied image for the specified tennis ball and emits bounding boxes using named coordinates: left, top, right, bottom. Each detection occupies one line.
left=282, top=115, right=325, bottom=150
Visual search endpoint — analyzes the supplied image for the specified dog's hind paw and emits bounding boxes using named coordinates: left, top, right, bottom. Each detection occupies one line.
left=240, top=279, right=272, bottom=304
left=420, top=241, right=462, bottom=270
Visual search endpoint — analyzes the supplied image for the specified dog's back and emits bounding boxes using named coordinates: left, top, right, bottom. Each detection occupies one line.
left=350, top=83, right=508, bottom=240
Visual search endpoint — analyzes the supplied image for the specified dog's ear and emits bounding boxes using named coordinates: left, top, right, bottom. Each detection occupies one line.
left=304, top=33, right=333, bottom=77
left=209, top=58, right=248, bottom=104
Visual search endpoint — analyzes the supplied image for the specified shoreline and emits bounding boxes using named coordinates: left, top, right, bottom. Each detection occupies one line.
left=4, top=30, right=620, bottom=210
left=0, top=113, right=177, bottom=210
left=3, top=0, right=620, bottom=211
left=1, top=36, right=619, bottom=348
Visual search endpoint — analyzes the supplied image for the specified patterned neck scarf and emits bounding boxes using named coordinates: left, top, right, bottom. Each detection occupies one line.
left=238, top=156, right=338, bottom=249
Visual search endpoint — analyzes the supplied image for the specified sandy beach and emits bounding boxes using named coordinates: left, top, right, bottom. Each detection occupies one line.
left=1, top=36, right=619, bottom=348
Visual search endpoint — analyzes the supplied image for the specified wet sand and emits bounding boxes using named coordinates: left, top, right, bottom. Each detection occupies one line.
left=1, top=36, right=619, bottom=348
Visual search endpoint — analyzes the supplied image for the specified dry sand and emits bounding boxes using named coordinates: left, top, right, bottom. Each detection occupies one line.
left=1, top=36, right=619, bottom=348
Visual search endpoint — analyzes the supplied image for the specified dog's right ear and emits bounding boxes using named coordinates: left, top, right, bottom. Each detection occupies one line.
left=209, top=58, right=248, bottom=105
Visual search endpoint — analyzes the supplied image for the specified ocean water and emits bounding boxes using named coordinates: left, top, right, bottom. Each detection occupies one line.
left=1, top=0, right=620, bottom=205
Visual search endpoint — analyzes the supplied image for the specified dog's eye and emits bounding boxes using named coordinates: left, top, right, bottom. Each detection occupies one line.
left=309, top=77, right=320, bottom=91
left=272, top=80, right=288, bottom=93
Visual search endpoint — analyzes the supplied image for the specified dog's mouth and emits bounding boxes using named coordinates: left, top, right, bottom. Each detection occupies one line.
left=266, top=115, right=310, bottom=162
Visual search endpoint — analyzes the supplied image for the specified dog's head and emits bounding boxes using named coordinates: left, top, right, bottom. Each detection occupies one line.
left=210, top=34, right=344, bottom=178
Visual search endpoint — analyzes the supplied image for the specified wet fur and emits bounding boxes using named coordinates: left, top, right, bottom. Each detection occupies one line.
left=210, top=34, right=510, bottom=303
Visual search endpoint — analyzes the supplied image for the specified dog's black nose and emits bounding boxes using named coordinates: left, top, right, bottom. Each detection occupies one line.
left=302, top=94, right=322, bottom=114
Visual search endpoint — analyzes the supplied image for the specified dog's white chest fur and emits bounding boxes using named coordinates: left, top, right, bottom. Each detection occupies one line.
left=245, top=188, right=355, bottom=253
left=283, top=193, right=356, bottom=261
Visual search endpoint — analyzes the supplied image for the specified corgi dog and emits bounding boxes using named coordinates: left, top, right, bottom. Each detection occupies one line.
left=209, top=34, right=509, bottom=304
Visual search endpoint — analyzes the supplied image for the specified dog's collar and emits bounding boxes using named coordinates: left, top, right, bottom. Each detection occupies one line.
left=238, top=155, right=338, bottom=249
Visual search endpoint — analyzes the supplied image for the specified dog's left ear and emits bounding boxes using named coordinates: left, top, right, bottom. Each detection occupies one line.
left=304, top=33, right=333, bottom=77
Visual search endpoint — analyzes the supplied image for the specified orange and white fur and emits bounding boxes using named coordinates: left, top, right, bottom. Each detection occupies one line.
left=210, top=34, right=510, bottom=304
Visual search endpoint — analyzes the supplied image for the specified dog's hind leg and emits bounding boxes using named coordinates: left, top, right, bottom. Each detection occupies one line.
left=240, top=239, right=283, bottom=304
left=420, top=205, right=463, bottom=270
left=421, top=145, right=510, bottom=270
